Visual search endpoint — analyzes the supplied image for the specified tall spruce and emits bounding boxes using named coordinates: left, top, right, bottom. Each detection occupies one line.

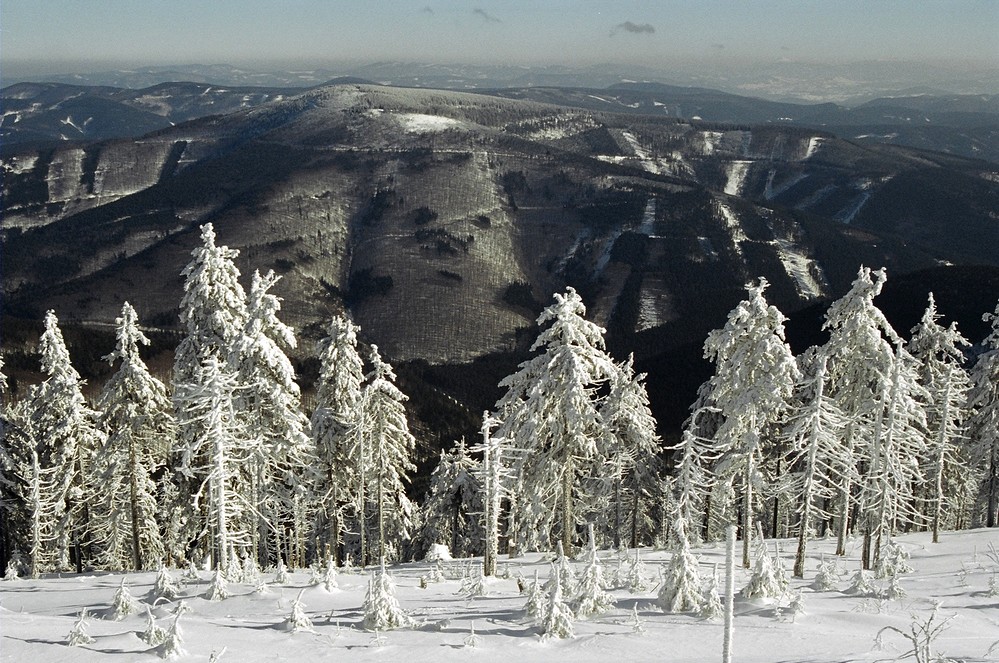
left=821, top=267, right=899, bottom=556
left=355, top=346, right=416, bottom=563
left=173, top=224, right=247, bottom=562
left=311, top=314, right=365, bottom=563
left=908, top=294, right=973, bottom=541
left=693, top=279, right=799, bottom=567
left=94, top=302, right=173, bottom=570
left=230, top=270, right=314, bottom=568
left=24, top=311, right=106, bottom=572
left=494, top=287, right=617, bottom=553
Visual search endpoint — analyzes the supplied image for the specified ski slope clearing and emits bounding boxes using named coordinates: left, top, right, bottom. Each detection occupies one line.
left=2, top=528, right=997, bottom=662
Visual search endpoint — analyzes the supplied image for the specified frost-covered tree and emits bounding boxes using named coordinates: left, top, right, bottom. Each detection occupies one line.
left=821, top=267, right=899, bottom=556
left=311, top=314, right=365, bottom=563
left=909, top=294, right=973, bottom=540
left=658, top=517, right=703, bottom=613
left=415, top=438, right=482, bottom=561
left=155, top=613, right=186, bottom=659
left=692, top=279, right=799, bottom=566
left=473, top=412, right=510, bottom=576
left=857, top=342, right=929, bottom=569
left=572, top=527, right=613, bottom=617
left=600, top=355, right=661, bottom=549
left=67, top=607, right=95, bottom=646
left=24, top=310, right=106, bottom=572
left=283, top=589, right=314, bottom=632
left=782, top=355, right=851, bottom=577
left=355, top=347, right=416, bottom=564
left=969, top=298, right=999, bottom=528
left=671, top=408, right=719, bottom=545
left=361, top=559, right=412, bottom=630
left=109, top=577, right=141, bottom=620
left=494, top=287, right=617, bottom=553
left=172, top=224, right=247, bottom=560
left=175, top=357, right=251, bottom=572
left=540, top=561, right=575, bottom=639
left=93, top=302, right=173, bottom=570
left=230, top=270, right=314, bottom=568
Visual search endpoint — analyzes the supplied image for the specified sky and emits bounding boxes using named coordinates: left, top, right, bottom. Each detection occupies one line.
left=2, top=0, right=997, bottom=73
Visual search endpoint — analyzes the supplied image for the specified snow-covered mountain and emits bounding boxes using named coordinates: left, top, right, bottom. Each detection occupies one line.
left=3, top=82, right=998, bottom=369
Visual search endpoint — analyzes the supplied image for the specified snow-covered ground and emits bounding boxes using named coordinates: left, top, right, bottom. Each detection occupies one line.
left=724, top=160, right=752, bottom=196
left=2, top=528, right=998, bottom=662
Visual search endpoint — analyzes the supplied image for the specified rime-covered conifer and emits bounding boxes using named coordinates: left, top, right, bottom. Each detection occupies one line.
left=494, top=287, right=616, bottom=553
left=473, top=412, right=510, bottom=576
left=909, top=294, right=973, bottom=541
left=692, top=279, right=799, bottom=566
left=23, top=311, right=106, bottom=572
left=67, top=607, right=95, bottom=646
left=601, top=355, right=660, bottom=549
left=783, top=355, right=851, bottom=577
left=355, top=347, right=416, bottom=563
left=109, top=577, right=141, bottom=620
left=176, top=357, right=250, bottom=573
left=230, top=270, right=314, bottom=568
left=540, top=561, right=574, bottom=639
left=361, top=559, right=412, bottom=630
left=311, top=315, right=365, bottom=563
left=284, top=589, right=314, bottom=632
left=415, top=438, right=482, bottom=561
left=658, top=517, right=703, bottom=612
left=572, top=529, right=613, bottom=617
left=94, top=302, right=172, bottom=570
left=821, top=267, right=899, bottom=556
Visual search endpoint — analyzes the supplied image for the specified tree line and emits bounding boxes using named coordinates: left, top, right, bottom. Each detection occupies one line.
left=0, top=224, right=996, bottom=579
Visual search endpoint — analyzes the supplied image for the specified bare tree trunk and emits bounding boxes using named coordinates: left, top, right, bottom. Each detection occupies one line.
left=742, top=460, right=753, bottom=568
left=723, top=524, right=736, bottom=663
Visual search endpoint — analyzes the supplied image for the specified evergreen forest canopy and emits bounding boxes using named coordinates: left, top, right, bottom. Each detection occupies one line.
left=1, top=222, right=997, bottom=581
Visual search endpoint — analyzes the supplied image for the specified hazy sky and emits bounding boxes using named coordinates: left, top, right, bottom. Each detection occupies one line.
left=3, top=0, right=997, bottom=71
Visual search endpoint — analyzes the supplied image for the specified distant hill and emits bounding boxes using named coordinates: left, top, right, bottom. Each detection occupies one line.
left=3, top=82, right=998, bottom=442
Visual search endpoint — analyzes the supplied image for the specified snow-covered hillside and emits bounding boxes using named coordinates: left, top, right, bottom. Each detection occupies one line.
left=2, top=528, right=997, bottom=662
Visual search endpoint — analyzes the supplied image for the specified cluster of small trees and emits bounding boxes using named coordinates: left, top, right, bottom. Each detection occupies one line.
left=1, top=223, right=997, bottom=579
left=676, top=268, right=999, bottom=574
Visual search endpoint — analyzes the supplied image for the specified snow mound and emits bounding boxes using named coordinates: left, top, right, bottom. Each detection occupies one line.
left=396, top=113, right=461, bottom=133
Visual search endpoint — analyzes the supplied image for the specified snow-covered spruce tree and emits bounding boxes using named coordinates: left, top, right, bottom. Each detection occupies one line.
left=572, top=527, right=613, bottom=618
left=283, top=589, right=314, bottom=632
left=310, top=314, right=365, bottom=564
left=175, top=356, right=251, bottom=573
left=109, top=577, right=141, bottom=620
left=857, top=342, right=929, bottom=570
left=969, top=297, right=999, bottom=528
left=671, top=407, right=720, bottom=545
left=361, top=559, right=412, bottom=630
left=67, top=607, right=95, bottom=646
left=172, top=223, right=247, bottom=563
left=540, top=561, right=575, bottom=639
left=658, top=516, right=703, bottom=613
left=909, top=294, right=973, bottom=541
left=229, top=270, right=314, bottom=568
left=93, top=302, right=173, bottom=571
left=782, top=354, right=852, bottom=578
left=155, top=613, right=186, bottom=659
left=24, top=310, right=106, bottom=572
left=600, top=355, right=661, bottom=549
left=693, top=279, right=799, bottom=567
left=821, top=267, right=899, bottom=556
left=355, top=347, right=416, bottom=564
left=473, top=412, right=509, bottom=576
left=494, top=287, right=617, bottom=553
left=414, top=438, right=482, bottom=561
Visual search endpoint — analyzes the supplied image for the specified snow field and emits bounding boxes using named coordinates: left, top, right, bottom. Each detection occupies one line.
left=3, top=528, right=998, bottom=663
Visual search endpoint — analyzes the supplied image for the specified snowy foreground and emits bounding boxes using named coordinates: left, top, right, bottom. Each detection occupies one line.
left=3, top=529, right=998, bottom=663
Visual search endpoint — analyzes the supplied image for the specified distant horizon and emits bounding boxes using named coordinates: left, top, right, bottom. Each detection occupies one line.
left=4, top=1, right=996, bottom=73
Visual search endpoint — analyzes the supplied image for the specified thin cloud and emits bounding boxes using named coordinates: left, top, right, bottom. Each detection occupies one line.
left=473, top=8, right=501, bottom=23
left=611, top=21, right=655, bottom=37
left=711, top=43, right=725, bottom=50
left=421, top=6, right=434, bottom=15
